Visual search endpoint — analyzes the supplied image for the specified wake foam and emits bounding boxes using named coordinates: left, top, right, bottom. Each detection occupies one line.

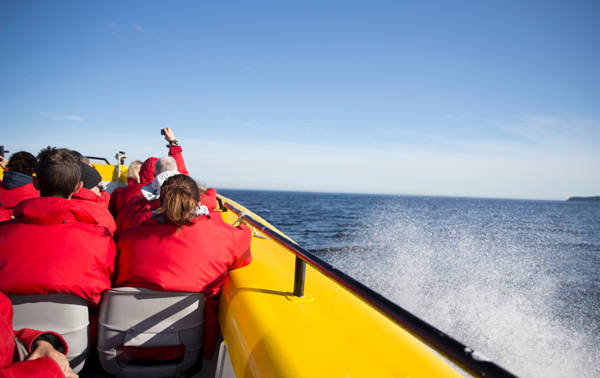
left=321, top=202, right=599, bottom=377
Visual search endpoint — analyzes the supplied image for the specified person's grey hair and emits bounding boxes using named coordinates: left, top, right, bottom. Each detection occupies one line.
left=154, top=156, right=177, bottom=175
left=126, top=160, right=143, bottom=183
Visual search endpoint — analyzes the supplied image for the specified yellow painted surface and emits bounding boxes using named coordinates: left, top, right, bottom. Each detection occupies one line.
left=93, top=163, right=128, bottom=184
left=0, top=162, right=123, bottom=182
left=218, top=196, right=465, bottom=378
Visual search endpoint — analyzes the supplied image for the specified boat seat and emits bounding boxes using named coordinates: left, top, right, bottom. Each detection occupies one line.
left=97, top=287, right=205, bottom=378
left=9, top=293, right=90, bottom=373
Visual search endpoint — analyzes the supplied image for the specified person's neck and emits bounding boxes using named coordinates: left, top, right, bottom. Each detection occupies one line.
left=40, top=193, right=72, bottom=200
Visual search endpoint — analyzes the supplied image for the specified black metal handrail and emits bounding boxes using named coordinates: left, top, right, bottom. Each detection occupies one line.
left=86, top=156, right=111, bottom=164
left=223, top=200, right=517, bottom=378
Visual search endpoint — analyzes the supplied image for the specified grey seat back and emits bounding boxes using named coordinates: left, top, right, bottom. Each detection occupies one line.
left=97, top=287, right=205, bottom=378
left=9, top=293, right=90, bottom=373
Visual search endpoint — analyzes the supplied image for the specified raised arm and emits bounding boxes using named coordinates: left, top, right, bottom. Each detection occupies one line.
left=162, top=128, right=189, bottom=175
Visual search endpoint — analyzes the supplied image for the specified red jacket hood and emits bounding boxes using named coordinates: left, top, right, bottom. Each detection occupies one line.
left=139, top=157, right=158, bottom=186
left=73, top=187, right=104, bottom=203
left=13, top=197, right=97, bottom=225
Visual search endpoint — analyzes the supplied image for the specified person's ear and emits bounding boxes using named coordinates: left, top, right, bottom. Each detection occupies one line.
left=32, top=176, right=39, bottom=190
left=67, top=181, right=83, bottom=200
left=72, top=181, right=83, bottom=195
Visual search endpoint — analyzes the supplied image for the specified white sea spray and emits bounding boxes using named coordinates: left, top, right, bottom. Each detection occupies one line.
left=325, top=201, right=600, bottom=378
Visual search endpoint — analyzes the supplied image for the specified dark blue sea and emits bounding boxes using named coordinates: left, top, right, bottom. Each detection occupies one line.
left=220, top=189, right=600, bottom=378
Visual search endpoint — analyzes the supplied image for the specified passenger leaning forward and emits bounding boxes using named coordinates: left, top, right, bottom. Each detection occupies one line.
left=0, top=147, right=116, bottom=306
left=116, top=174, right=252, bottom=357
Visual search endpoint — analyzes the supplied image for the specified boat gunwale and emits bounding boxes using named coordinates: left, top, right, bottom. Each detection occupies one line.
left=223, top=200, right=517, bottom=378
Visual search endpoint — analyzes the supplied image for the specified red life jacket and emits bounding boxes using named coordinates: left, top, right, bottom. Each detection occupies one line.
left=115, top=194, right=158, bottom=237
left=0, top=197, right=116, bottom=305
left=0, top=209, right=11, bottom=222
left=116, top=214, right=252, bottom=296
left=0, top=182, right=39, bottom=220
left=109, top=180, right=142, bottom=219
left=99, top=190, right=111, bottom=207
left=72, top=188, right=116, bottom=235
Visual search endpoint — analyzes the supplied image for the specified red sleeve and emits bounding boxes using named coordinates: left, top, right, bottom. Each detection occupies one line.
left=168, top=146, right=189, bottom=175
left=230, top=224, right=252, bottom=269
left=200, top=188, right=218, bottom=210
left=14, top=329, right=68, bottom=355
left=0, top=357, right=64, bottom=378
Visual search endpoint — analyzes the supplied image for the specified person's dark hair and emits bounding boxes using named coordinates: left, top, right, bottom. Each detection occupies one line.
left=7, top=151, right=37, bottom=176
left=36, top=147, right=82, bottom=198
left=158, top=174, right=200, bottom=227
left=70, top=150, right=90, bottom=165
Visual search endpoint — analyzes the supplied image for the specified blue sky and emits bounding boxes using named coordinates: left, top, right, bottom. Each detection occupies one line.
left=1, top=1, right=599, bottom=199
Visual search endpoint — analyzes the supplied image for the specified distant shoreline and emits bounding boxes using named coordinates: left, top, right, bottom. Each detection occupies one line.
left=567, top=196, right=600, bottom=202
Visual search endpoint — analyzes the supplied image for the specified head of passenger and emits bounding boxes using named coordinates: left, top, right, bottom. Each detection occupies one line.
left=127, top=160, right=143, bottom=184
left=141, top=156, right=179, bottom=201
left=154, top=156, right=177, bottom=175
left=35, top=147, right=82, bottom=198
left=6, top=151, right=37, bottom=176
left=70, top=150, right=92, bottom=166
left=157, top=174, right=200, bottom=228
left=80, top=163, right=103, bottom=195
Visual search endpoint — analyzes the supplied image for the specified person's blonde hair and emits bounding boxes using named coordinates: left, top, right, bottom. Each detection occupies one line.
left=126, top=160, right=143, bottom=184
left=158, top=174, right=200, bottom=227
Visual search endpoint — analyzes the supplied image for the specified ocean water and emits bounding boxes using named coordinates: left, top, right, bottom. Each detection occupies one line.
left=219, top=189, right=600, bottom=378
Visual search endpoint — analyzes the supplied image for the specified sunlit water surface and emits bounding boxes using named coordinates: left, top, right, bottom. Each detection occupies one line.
left=220, top=189, right=600, bottom=377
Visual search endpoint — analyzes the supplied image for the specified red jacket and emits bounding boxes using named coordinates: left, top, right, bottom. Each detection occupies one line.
left=115, top=188, right=218, bottom=236
left=0, top=182, right=39, bottom=221
left=0, top=209, right=11, bottom=222
left=0, top=292, right=68, bottom=378
left=72, top=187, right=116, bottom=235
left=109, top=179, right=142, bottom=219
left=0, top=197, right=116, bottom=305
left=99, top=190, right=110, bottom=207
left=116, top=214, right=252, bottom=296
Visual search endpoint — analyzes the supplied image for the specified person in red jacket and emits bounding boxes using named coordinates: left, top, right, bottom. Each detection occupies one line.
left=71, top=163, right=116, bottom=235
left=0, top=292, right=77, bottom=378
left=108, top=160, right=142, bottom=218
left=115, top=128, right=217, bottom=235
left=0, top=151, right=39, bottom=221
left=116, top=174, right=251, bottom=357
left=0, top=147, right=116, bottom=306
left=70, top=152, right=111, bottom=208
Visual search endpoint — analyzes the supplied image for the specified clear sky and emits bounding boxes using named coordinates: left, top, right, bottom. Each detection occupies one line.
left=1, top=1, right=598, bottom=200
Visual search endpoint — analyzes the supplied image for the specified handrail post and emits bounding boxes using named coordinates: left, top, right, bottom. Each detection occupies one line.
left=293, top=256, right=306, bottom=297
